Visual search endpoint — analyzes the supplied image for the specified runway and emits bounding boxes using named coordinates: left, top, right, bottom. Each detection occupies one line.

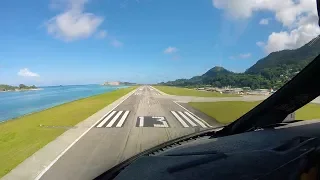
left=4, top=86, right=219, bottom=180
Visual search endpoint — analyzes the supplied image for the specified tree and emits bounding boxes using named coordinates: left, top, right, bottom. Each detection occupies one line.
left=215, top=81, right=221, bottom=87
left=19, top=84, right=27, bottom=89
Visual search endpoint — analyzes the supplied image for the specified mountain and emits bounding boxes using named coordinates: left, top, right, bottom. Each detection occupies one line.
left=202, top=66, right=233, bottom=77
left=160, top=36, right=320, bottom=89
left=246, top=35, right=320, bottom=74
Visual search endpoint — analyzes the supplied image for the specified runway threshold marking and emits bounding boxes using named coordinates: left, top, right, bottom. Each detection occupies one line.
left=95, top=110, right=130, bottom=128
left=106, top=111, right=123, bottom=127
left=171, top=111, right=208, bottom=128
left=171, top=111, right=189, bottom=128
left=134, top=92, right=142, bottom=95
left=116, top=111, right=130, bottom=127
left=178, top=111, right=197, bottom=127
left=96, top=111, right=117, bottom=128
left=184, top=111, right=207, bottom=128
left=173, top=101, right=212, bottom=128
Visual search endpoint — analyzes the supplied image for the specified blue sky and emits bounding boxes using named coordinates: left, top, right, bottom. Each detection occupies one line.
left=0, top=0, right=319, bottom=85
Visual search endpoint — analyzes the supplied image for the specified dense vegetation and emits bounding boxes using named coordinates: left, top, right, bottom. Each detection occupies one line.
left=160, top=36, right=320, bottom=89
left=121, top=82, right=136, bottom=85
left=162, top=68, right=273, bottom=89
left=0, top=84, right=37, bottom=91
left=246, top=37, right=320, bottom=73
left=154, top=86, right=239, bottom=97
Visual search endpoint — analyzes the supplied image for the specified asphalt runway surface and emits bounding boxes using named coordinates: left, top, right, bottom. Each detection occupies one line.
left=37, top=86, right=219, bottom=180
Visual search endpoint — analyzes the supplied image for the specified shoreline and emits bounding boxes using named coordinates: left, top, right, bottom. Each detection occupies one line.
left=0, top=86, right=129, bottom=124
left=0, top=88, right=43, bottom=93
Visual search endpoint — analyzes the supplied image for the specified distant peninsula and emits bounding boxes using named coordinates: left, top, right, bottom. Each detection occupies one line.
left=0, top=84, right=39, bottom=92
left=102, top=81, right=136, bottom=86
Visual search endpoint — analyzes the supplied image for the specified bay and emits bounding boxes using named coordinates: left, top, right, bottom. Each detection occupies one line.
left=0, top=84, right=128, bottom=122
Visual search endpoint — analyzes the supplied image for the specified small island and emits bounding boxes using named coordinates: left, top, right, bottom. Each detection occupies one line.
left=0, top=84, right=39, bottom=92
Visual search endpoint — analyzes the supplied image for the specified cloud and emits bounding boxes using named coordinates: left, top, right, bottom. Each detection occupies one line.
left=212, top=0, right=320, bottom=53
left=229, top=53, right=252, bottom=59
left=259, top=18, right=270, bottom=25
left=164, top=47, right=178, bottom=54
left=111, top=39, right=123, bottom=47
left=212, top=0, right=305, bottom=22
left=265, top=24, right=320, bottom=53
left=256, top=41, right=265, bottom=47
left=96, top=30, right=107, bottom=39
left=46, top=0, right=104, bottom=41
left=18, top=68, right=40, bottom=77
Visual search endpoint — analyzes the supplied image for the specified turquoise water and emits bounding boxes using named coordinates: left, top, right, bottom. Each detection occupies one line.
left=0, top=85, right=128, bottom=122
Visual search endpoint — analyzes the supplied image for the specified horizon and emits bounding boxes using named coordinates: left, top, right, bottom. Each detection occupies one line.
left=1, top=0, right=319, bottom=86
left=1, top=82, right=142, bottom=87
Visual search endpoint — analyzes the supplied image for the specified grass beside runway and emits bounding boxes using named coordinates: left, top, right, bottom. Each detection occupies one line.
left=154, top=86, right=239, bottom=97
left=189, top=101, right=320, bottom=124
left=0, top=86, right=136, bottom=178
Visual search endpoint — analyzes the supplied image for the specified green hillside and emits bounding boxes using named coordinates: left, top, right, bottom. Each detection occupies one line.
left=202, top=66, right=233, bottom=77
left=246, top=35, right=320, bottom=73
left=160, top=36, right=320, bottom=89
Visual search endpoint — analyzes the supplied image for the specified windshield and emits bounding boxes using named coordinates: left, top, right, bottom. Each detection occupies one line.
left=0, top=0, right=319, bottom=179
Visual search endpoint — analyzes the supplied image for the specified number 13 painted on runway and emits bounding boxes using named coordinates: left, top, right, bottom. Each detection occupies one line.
left=137, top=116, right=169, bottom=128
left=152, top=116, right=169, bottom=128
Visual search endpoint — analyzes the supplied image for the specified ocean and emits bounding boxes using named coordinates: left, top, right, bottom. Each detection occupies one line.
left=0, top=84, right=128, bottom=122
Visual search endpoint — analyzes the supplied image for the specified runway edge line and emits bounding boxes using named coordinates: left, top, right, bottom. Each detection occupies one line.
left=34, top=87, right=138, bottom=180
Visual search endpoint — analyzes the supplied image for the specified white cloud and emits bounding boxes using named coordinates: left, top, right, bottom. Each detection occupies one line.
left=18, top=68, right=40, bottom=77
left=164, top=47, right=178, bottom=54
left=96, top=30, right=107, bottom=39
left=259, top=18, right=270, bottom=25
left=111, top=39, right=123, bottom=47
left=46, top=0, right=104, bottom=41
left=256, top=41, right=265, bottom=47
left=212, top=0, right=320, bottom=53
left=212, top=0, right=303, bottom=22
left=265, top=24, right=320, bottom=53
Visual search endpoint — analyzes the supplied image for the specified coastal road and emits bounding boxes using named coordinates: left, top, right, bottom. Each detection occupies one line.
left=36, top=86, right=219, bottom=180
